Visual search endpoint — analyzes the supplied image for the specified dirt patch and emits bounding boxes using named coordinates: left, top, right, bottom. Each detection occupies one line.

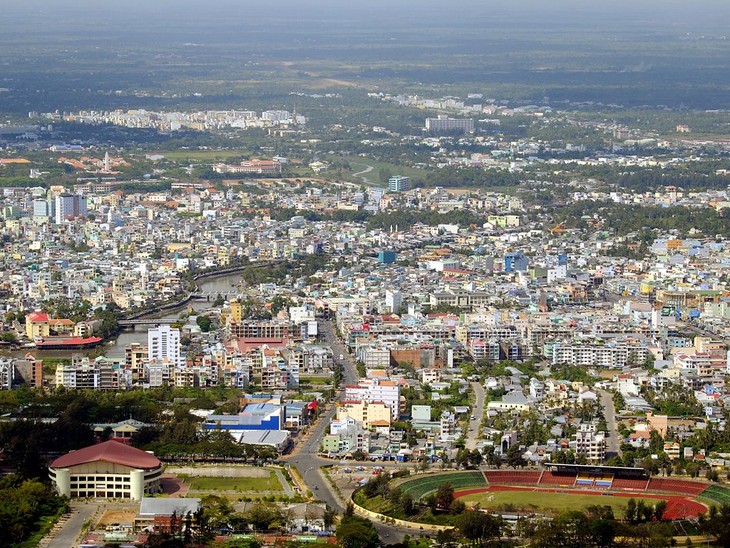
left=166, top=466, right=270, bottom=478
left=97, top=509, right=137, bottom=526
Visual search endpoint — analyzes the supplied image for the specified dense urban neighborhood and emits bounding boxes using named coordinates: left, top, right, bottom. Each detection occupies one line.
left=3, top=1, right=730, bottom=546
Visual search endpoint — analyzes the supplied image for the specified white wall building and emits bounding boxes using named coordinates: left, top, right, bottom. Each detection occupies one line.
left=147, top=325, right=182, bottom=368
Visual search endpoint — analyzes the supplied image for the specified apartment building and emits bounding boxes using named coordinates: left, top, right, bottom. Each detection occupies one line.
left=345, top=378, right=401, bottom=420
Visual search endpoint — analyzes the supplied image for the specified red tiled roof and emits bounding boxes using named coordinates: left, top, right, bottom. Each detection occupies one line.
left=27, top=312, right=50, bottom=322
left=35, top=336, right=102, bottom=347
left=51, top=440, right=161, bottom=469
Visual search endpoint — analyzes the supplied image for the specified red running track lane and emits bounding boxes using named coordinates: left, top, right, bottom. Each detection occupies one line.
left=453, top=486, right=707, bottom=520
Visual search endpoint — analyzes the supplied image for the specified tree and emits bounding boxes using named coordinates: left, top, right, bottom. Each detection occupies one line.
left=530, top=510, right=590, bottom=548
left=244, top=502, right=283, bottom=531
left=701, top=503, right=730, bottom=546
left=624, top=498, right=637, bottom=524
left=335, top=515, right=380, bottom=548
left=468, top=448, right=484, bottom=467
left=506, top=444, right=526, bottom=468
left=323, top=505, right=337, bottom=530
left=458, top=510, right=502, bottom=546
left=196, top=315, right=212, bottom=332
left=435, top=482, right=455, bottom=510
left=402, top=493, right=415, bottom=516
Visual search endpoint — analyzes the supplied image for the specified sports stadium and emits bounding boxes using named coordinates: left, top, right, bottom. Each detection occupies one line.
left=390, top=464, right=730, bottom=520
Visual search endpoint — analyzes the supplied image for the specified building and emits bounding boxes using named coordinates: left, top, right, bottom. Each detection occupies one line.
left=92, top=419, right=149, bottom=444
left=134, top=497, right=201, bottom=533
left=147, top=325, right=182, bottom=368
left=337, top=400, right=392, bottom=429
left=26, top=312, right=51, bottom=340
left=12, top=354, right=44, bottom=388
left=55, top=355, right=122, bottom=390
left=378, top=250, right=397, bottom=264
left=385, top=290, right=402, bottom=314
left=388, top=175, right=410, bottom=193
left=552, top=343, right=649, bottom=369
left=49, top=440, right=163, bottom=501
left=425, top=115, right=474, bottom=134
left=125, top=343, right=148, bottom=383
left=54, top=193, right=87, bottom=223
left=203, top=403, right=286, bottom=432
left=345, top=378, right=401, bottom=420
left=0, top=358, right=14, bottom=389
left=32, top=199, right=53, bottom=218
left=575, top=424, right=606, bottom=463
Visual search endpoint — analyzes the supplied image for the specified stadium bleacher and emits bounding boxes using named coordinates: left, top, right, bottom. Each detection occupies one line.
left=699, top=484, right=730, bottom=505
left=483, top=470, right=541, bottom=485
left=538, top=471, right=577, bottom=487
left=398, top=471, right=486, bottom=500
left=647, top=478, right=709, bottom=496
left=611, top=477, right=649, bottom=491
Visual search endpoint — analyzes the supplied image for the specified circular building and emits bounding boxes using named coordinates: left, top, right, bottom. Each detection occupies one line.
left=49, top=440, right=162, bottom=501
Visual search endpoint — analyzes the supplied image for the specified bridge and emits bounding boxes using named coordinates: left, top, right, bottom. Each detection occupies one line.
left=118, top=318, right=177, bottom=327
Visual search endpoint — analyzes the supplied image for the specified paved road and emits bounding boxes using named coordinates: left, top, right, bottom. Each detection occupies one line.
left=600, top=389, right=621, bottom=459
left=274, top=468, right=295, bottom=497
left=466, top=381, right=486, bottom=450
left=283, top=320, right=413, bottom=543
left=351, top=163, right=374, bottom=184
left=39, top=501, right=100, bottom=548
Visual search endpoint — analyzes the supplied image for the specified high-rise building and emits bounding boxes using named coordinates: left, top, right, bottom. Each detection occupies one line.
left=425, top=115, right=474, bottom=134
left=388, top=175, right=410, bottom=193
left=147, top=325, right=182, bottom=368
left=385, top=290, right=402, bottom=313
left=54, top=194, right=87, bottom=223
left=33, top=199, right=53, bottom=218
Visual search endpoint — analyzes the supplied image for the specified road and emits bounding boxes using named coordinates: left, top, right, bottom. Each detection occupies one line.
left=39, top=501, right=100, bottom=548
left=466, top=382, right=486, bottom=450
left=283, top=320, right=414, bottom=543
left=600, top=389, right=621, bottom=459
left=351, top=163, right=374, bottom=184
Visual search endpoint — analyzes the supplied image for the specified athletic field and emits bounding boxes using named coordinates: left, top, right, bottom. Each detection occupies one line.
left=455, top=486, right=707, bottom=519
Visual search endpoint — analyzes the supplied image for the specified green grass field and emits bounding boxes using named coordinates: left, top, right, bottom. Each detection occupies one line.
left=185, top=472, right=283, bottom=493
left=458, top=490, right=668, bottom=516
left=325, top=155, right=427, bottom=187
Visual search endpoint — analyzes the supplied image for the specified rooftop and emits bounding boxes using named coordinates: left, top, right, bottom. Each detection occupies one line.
left=50, top=440, right=161, bottom=470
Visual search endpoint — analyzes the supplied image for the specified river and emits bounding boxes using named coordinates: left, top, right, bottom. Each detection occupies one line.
left=3, top=271, right=244, bottom=361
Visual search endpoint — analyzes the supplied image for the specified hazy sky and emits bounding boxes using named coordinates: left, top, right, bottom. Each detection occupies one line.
left=3, top=0, right=730, bottom=30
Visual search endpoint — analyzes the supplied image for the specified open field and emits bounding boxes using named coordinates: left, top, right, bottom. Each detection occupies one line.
left=325, top=155, right=426, bottom=187
left=166, top=466, right=270, bottom=478
left=455, top=486, right=707, bottom=519
left=185, top=472, right=284, bottom=493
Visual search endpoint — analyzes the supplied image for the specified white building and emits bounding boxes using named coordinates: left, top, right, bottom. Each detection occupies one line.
left=147, top=325, right=182, bottom=368
left=54, top=193, right=87, bottom=223
left=345, top=378, right=401, bottom=420
left=575, top=424, right=606, bottom=463
left=385, top=290, right=402, bottom=314
left=49, top=441, right=163, bottom=501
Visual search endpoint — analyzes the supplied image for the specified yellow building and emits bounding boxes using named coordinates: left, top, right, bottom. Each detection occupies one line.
left=337, top=400, right=392, bottom=429
left=26, top=312, right=51, bottom=340
left=230, top=300, right=243, bottom=324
